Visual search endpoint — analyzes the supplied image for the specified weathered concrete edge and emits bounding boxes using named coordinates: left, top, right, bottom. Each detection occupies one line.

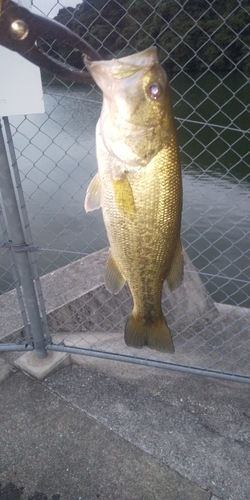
left=0, top=248, right=108, bottom=341
left=0, top=247, right=249, bottom=344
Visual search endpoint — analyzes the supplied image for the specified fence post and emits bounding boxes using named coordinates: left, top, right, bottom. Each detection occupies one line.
left=0, top=119, right=47, bottom=359
left=3, top=116, right=51, bottom=344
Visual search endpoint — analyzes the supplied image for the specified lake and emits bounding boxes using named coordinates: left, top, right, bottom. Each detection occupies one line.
left=0, top=71, right=249, bottom=307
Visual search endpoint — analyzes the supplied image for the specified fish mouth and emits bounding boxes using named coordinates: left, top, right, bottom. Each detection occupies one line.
left=84, top=47, right=159, bottom=86
left=111, top=47, right=159, bottom=79
left=112, top=46, right=158, bottom=66
left=85, top=46, right=158, bottom=70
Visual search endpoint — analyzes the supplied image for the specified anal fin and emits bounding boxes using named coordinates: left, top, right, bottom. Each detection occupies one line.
left=105, top=252, right=126, bottom=294
left=165, top=239, right=183, bottom=291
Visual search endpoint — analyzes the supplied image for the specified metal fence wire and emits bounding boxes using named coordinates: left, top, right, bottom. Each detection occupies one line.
left=0, top=0, right=249, bottom=382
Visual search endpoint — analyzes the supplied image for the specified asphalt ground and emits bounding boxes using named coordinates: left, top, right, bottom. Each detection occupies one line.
left=0, top=353, right=249, bottom=500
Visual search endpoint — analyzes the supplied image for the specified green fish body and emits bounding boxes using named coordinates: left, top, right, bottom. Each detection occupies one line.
left=85, top=47, right=183, bottom=352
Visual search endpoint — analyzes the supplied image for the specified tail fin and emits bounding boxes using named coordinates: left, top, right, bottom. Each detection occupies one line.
left=125, top=314, right=175, bottom=353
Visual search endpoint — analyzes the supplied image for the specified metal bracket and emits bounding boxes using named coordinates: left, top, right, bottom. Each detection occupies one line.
left=0, top=241, right=39, bottom=252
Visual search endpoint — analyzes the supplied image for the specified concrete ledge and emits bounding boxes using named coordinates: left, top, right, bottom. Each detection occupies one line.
left=45, top=249, right=219, bottom=336
left=0, top=248, right=249, bottom=378
left=0, top=248, right=109, bottom=342
left=14, top=350, right=71, bottom=381
left=0, top=248, right=217, bottom=343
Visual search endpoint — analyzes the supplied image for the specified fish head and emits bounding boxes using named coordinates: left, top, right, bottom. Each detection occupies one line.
left=85, top=47, right=175, bottom=167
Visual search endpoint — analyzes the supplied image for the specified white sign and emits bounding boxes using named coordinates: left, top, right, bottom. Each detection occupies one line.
left=0, top=0, right=45, bottom=116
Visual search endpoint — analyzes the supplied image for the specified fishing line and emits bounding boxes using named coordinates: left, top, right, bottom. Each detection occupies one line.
left=38, top=247, right=89, bottom=256
left=177, top=117, right=250, bottom=135
left=187, top=269, right=249, bottom=284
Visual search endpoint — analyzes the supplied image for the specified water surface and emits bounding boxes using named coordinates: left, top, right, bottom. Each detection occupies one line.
left=1, top=72, right=249, bottom=306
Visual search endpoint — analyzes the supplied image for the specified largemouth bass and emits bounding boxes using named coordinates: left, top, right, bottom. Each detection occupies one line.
left=84, top=47, right=183, bottom=353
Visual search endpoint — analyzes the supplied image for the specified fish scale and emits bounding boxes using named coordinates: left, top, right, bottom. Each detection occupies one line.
left=84, top=47, right=183, bottom=352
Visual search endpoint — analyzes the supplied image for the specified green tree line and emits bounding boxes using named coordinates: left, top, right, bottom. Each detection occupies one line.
left=46, top=0, right=250, bottom=74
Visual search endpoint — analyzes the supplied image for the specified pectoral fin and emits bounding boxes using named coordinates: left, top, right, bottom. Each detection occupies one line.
left=112, top=175, right=136, bottom=218
left=165, top=239, right=184, bottom=291
left=84, top=173, right=102, bottom=212
left=105, top=252, right=126, bottom=294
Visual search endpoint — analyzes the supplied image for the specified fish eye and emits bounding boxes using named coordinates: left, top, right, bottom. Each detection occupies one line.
left=148, top=82, right=162, bottom=100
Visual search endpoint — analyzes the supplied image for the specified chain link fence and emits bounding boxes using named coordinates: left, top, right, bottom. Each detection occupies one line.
left=0, top=0, right=249, bottom=382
